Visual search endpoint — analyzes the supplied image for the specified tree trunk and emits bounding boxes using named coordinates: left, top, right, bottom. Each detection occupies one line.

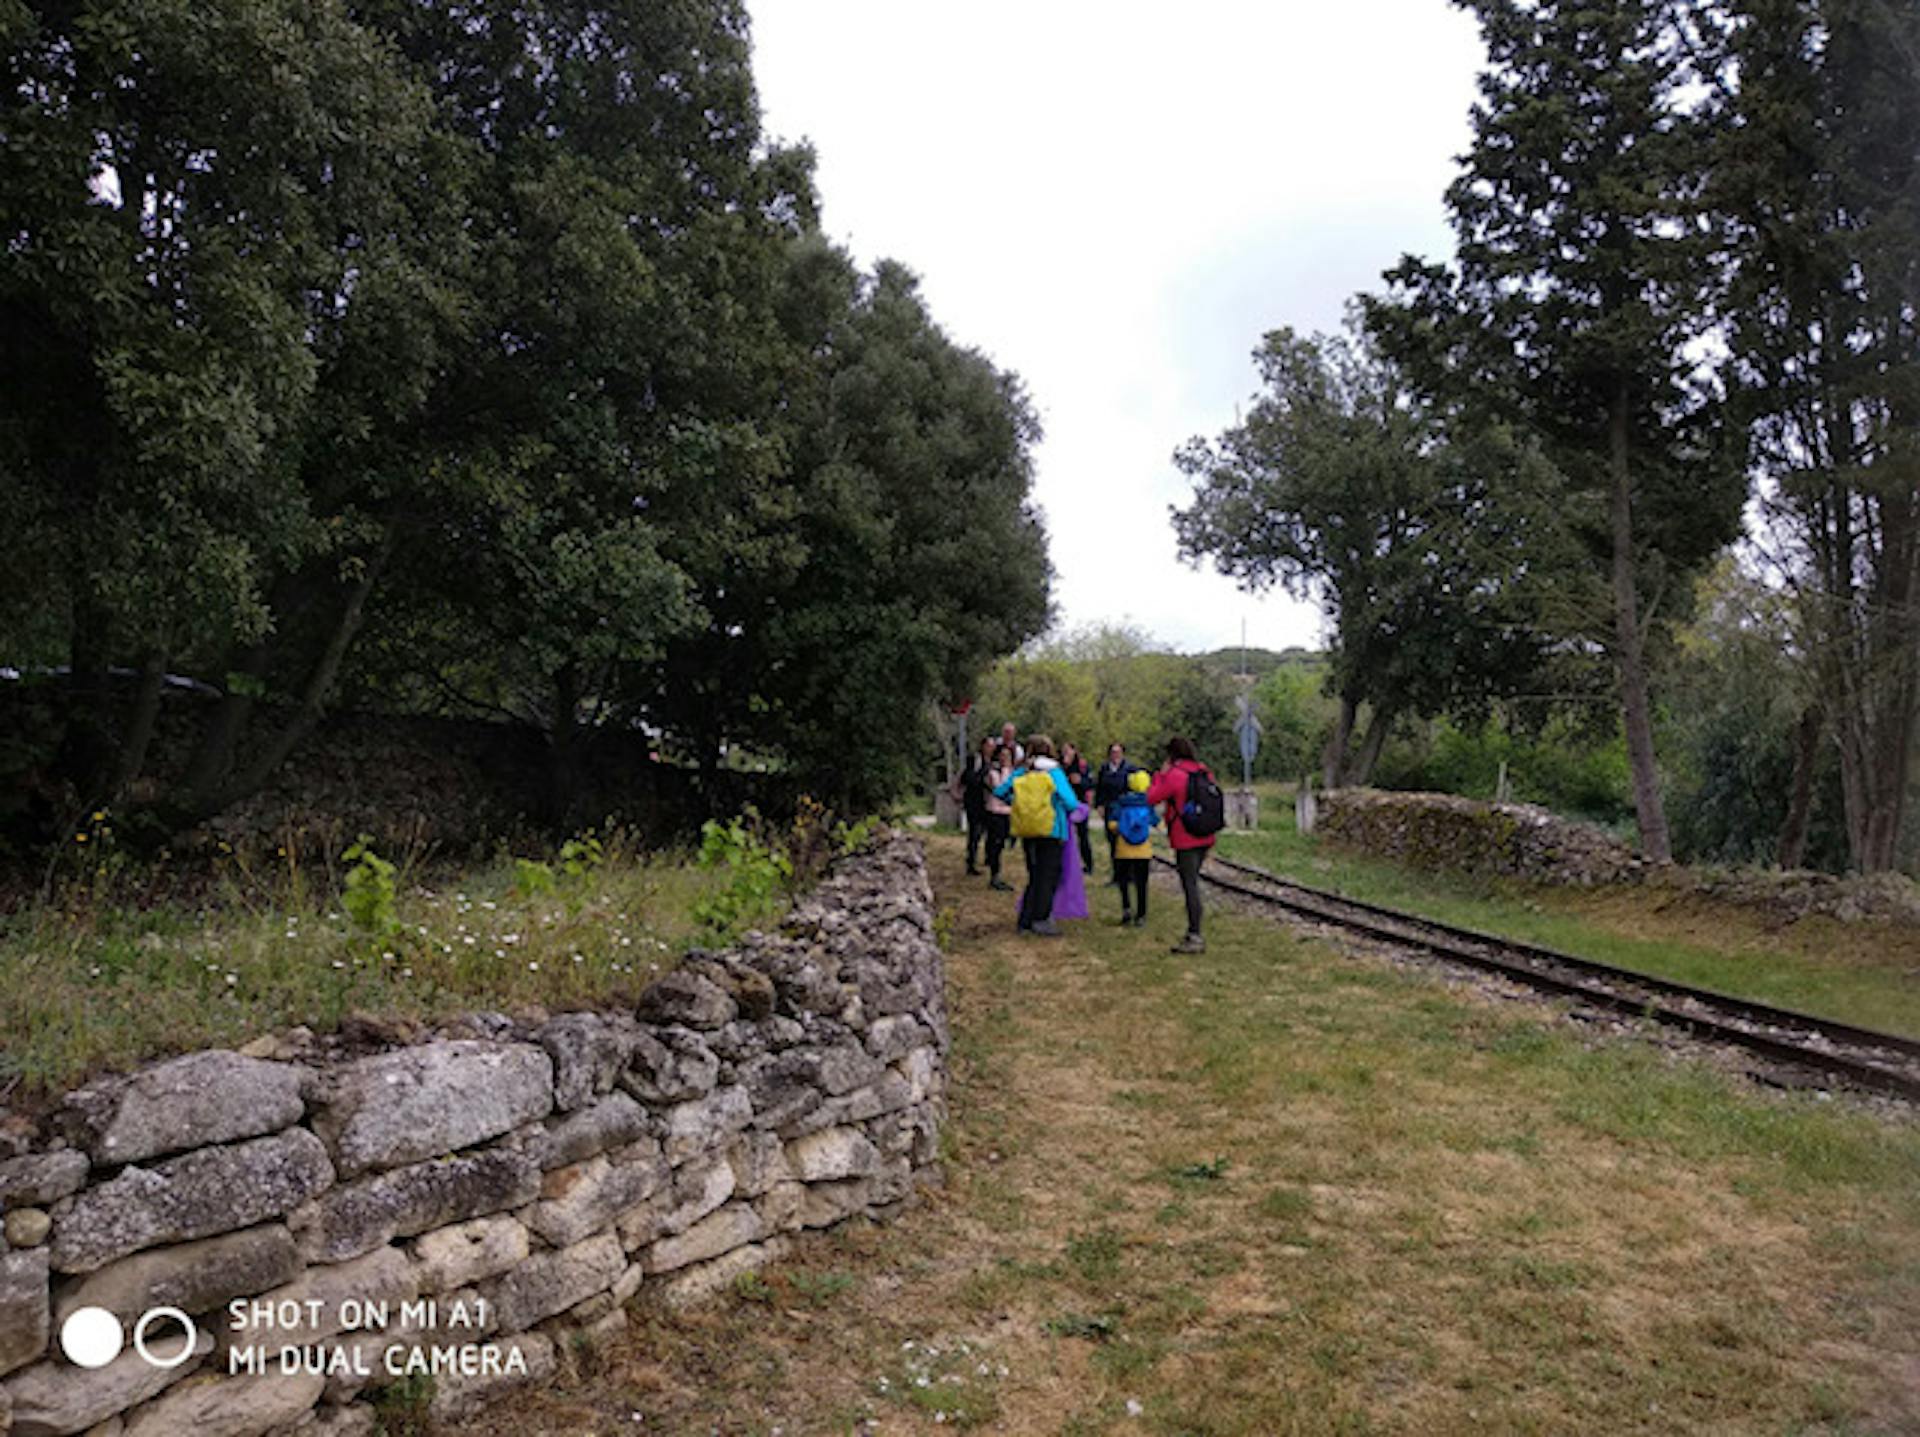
left=1608, top=385, right=1672, bottom=863
left=1776, top=704, right=1821, bottom=871
left=1349, top=704, right=1395, bottom=787
left=108, top=648, right=168, bottom=802
left=547, top=665, right=582, bottom=828
left=1322, top=691, right=1358, bottom=790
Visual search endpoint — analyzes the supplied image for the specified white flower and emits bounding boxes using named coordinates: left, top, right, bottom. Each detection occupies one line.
left=527, top=962, right=540, bottom=972
left=1126, top=1399, right=1144, bottom=1418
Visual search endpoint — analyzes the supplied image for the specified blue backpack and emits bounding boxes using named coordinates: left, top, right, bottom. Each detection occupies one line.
left=1114, top=792, right=1154, bottom=846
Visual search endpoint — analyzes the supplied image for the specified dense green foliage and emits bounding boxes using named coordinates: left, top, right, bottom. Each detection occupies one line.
left=1172, top=317, right=1563, bottom=787
left=1174, top=0, right=1916, bottom=873
left=0, top=0, right=1048, bottom=849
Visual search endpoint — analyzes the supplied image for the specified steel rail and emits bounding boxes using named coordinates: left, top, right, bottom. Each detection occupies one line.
left=1152, top=850, right=1920, bottom=1102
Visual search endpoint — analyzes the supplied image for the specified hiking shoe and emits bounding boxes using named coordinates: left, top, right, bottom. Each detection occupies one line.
left=1170, top=933, right=1206, bottom=955
left=1031, top=920, right=1062, bottom=938
left=989, top=878, right=1013, bottom=892
left=966, top=865, right=979, bottom=876
left=1117, top=912, right=1134, bottom=927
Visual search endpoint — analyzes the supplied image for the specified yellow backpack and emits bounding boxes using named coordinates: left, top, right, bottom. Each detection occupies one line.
left=1009, top=769, right=1057, bottom=838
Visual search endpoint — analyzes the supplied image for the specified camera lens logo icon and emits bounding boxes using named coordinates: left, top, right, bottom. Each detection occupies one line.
left=60, top=1306, right=199, bottom=1370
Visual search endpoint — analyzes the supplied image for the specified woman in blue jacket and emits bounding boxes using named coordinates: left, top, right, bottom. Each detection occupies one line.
left=992, top=735, right=1082, bottom=937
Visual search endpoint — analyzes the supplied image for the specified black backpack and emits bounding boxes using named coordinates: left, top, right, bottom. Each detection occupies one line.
left=1180, top=766, right=1226, bottom=837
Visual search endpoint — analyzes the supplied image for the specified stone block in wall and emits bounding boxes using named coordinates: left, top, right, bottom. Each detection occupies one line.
left=798, top=1178, right=873, bottom=1230
left=309, top=1042, right=553, bottom=1178
left=3, top=1325, right=210, bottom=1437
left=118, top=1368, right=324, bottom=1437
left=779, top=1071, right=914, bottom=1139
left=784, top=1127, right=879, bottom=1184
left=288, top=1148, right=539, bottom=1264
left=737, top=1051, right=824, bottom=1131
left=51, top=1129, right=334, bottom=1275
left=724, top=1132, right=792, bottom=1198
left=635, top=971, right=736, bottom=1031
left=619, top=1027, right=719, bottom=1105
left=609, top=1259, right=643, bottom=1307
left=425, top=1331, right=554, bottom=1422
left=814, top=1044, right=882, bottom=1097
left=644, top=1203, right=763, bottom=1274
left=52, top=1223, right=300, bottom=1330
left=520, top=1092, right=653, bottom=1172
left=863, top=1015, right=929, bottom=1064
left=0, top=1250, right=50, bottom=1380
left=288, top=1404, right=375, bottom=1437
left=312, top=1285, right=493, bottom=1404
left=60, top=1053, right=306, bottom=1168
left=753, top=1182, right=804, bottom=1236
left=896, top=1047, right=938, bottom=1104
left=659, top=1086, right=751, bottom=1165
left=537, top=1012, right=642, bottom=1112
left=613, top=1153, right=735, bottom=1253
left=525, top=1149, right=669, bottom=1249
left=656, top=1237, right=791, bottom=1308
left=241, top=1245, right=416, bottom=1348
left=759, top=954, right=845, bottom=1022
left=680, top=955, right=778, bottom=1022
left=409, top=1215, right=530, bottom=1294
left=482, top=1232, right=624, bottom=1334
left=0, top=1152, right=89, bottom=1209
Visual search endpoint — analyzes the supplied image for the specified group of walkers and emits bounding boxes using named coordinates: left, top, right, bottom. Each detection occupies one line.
left=952, top=723, right=1223, bottom=954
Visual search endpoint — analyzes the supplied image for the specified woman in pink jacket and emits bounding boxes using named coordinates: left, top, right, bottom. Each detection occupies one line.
left=1145, top=735, right=1216, bottom=954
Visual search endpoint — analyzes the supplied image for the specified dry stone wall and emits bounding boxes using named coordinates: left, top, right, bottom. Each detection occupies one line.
left=0, top=833, right=945, bottom=1437
left=1317, top=788, right=1646, bottom=887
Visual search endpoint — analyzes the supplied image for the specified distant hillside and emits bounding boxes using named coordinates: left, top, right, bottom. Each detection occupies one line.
left=1191, top=646, right=1325, bottom=678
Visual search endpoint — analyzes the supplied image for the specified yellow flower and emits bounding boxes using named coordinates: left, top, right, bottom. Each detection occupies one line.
left=90, top=810, right=106, bottom=823
left=74, top=833, right=87, bottom=843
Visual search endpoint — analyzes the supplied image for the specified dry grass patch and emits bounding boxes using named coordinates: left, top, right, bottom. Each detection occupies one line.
left=475, top=834, right=1920, bottom=1436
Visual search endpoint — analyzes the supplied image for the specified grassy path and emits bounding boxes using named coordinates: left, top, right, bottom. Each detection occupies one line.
left=481, top=835, right=1920, bottom=1435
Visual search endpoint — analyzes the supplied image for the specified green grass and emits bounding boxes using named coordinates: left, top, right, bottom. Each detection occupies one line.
left=473, top=833, right=1920, bottom=1437
left=1215, top=790, right=1920, bottom=1039
left=0, top=833, right=724, bottom=1096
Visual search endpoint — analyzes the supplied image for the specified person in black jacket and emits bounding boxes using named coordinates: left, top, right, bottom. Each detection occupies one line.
left=1060, top=741, right=1095, bottom=875
left=953, top=735, right=995, bottom=874
left=1092, top=742, right=1138, bottom=880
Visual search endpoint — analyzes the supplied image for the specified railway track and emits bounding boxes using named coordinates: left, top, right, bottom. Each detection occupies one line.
left=1152, top=849, right=1920, bottom=1103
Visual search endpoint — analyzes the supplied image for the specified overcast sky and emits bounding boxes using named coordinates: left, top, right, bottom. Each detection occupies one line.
left=750, top=1, right=1487, bottom=655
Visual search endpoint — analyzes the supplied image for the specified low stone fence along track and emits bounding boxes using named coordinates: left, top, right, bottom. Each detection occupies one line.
left=0, top=833, right=946, bottom=1436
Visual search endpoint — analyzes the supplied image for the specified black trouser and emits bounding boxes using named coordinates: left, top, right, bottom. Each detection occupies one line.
left=1116, top=857, right=1149, bottom=917
left=1075, top=814, right=1094, bottom=873
left=1019, top=836, right=1064, bottom=928
left=984, top=813, right=1010, bottom=878
left=1103, top=815, right=1118, bottom=876
left=1175, top=846, right=1207, bottom=936
left=964, top=806, right=987, bottom=869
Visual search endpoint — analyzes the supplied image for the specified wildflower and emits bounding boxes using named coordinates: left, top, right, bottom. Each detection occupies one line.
left=527, top=961, right=539, bottom=972
left=90, top=810, right=105, bottom=822
left=74, top=833, right=87, bottom=844
left=1126, top=1399, right=1144, bottom=1418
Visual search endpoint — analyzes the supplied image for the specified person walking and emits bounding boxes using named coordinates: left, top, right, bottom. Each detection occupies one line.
left=1092, top=742, right=1137, bottom=882
left=1059, top=741, right=1095, bottom=877
left=994, top=734, right=1079, bottom=937
left=1106, top=768, right=1158, bottom=926
left=954, top=735, right=995, bottom=875
left=1145, top=735, right=1224, bottom=954
left=982, top=743, right=1015, bottom=891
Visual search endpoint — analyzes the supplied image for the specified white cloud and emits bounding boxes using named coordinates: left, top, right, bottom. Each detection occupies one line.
left=750, top=0, right=1484, bottom=653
